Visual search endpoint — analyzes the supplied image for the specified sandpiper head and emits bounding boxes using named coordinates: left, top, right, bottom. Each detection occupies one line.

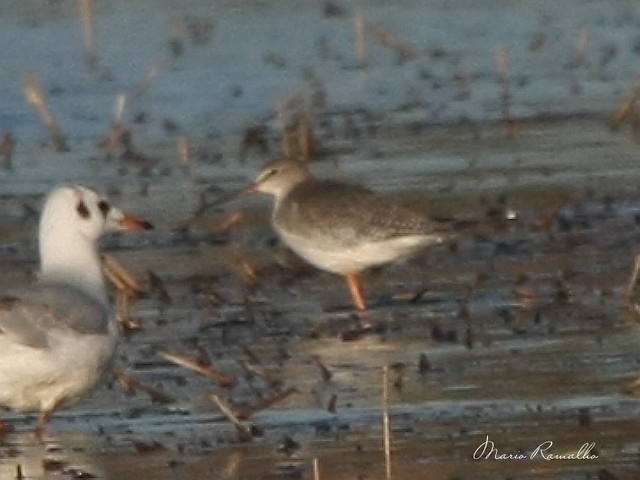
left=249, top=159, right=311, bottom=199
left=40, top=185, right=153, bottom=243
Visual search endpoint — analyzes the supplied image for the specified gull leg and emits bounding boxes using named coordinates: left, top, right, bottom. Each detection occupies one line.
left=0, top=417, right=14, bottom=437
left=35, top=410, right=52, bottom=443
left=345, top=273, right=367, bottom=311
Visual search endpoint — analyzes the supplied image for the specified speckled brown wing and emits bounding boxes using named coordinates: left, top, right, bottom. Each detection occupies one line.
left=273, top=179, right=440, bottom=248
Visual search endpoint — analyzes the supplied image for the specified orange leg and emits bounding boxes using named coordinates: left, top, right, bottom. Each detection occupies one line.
left=345, top=273, right=367, bottom=311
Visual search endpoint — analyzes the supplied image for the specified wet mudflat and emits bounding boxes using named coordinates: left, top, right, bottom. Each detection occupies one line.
left=3, top=0, right=640, bottom=478
left=2, top=116, right=640, bottom=479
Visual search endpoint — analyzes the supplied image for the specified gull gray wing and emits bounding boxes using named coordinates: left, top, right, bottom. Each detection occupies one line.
left=0, top=285, right=110, bottom=349
left=274, top=180, right=442, bottom=247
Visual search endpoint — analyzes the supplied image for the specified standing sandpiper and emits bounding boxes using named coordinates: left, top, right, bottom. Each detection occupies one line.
left=250, top=159, right=445, bottom=310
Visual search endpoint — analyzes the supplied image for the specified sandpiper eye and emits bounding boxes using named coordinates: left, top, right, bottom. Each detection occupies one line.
left=97, top=200, right=111, bottom=218
left=76, top=201, right=90, bottom=219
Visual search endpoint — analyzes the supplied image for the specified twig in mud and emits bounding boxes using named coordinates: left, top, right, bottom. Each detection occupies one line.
left=390, top=363, right=406, bottom=392
left=240, top=362, right=282, bottom=389
left=234, top=386, right=298, bottom=420
left=78, top=0, right=99, bottom=74
left=131, top=440, right=167, bottom=454
left=610, top=79, right=640, bottom=130
left=158, top=350, right=236, bottom=388
left=147, top=270, right=172, bottom=310
left=326, top=394, right=337, bottom=413
left=418, top=353, right=431, bottom=375
left=624, top=253, right=640, bottom=306
left=495, top=47, right=514, bottom=137
left=0, top=133, right=15, bottom=169
left=313, top=356, right=333, bottom=382
left=382, top=365, right=392, bottom=480
left=210, top=394, right=254, bottom=442
left=113, top=368, right=175, bottom=403
left=21, top=74, right=68, bottom=152
left=240, top=345, right=261, bottom=364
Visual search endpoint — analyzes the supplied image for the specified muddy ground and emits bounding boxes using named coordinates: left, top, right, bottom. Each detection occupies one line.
left=2, top=116, right=640, bottom=479
left=3, top=1, right=640, bottom=479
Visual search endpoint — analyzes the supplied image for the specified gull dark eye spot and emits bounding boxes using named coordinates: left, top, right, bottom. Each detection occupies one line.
left=97, top=200, right=111, bottom=218
left=76, top=201, right=90, bottom=219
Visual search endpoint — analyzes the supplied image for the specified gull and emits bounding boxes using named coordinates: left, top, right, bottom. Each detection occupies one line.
left=0, top=185, right=152, bottom=439
left=250, top=159, right=445, bottom=311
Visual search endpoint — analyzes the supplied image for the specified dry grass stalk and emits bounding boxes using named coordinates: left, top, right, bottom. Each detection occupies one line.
left=102, top=253, right=146, bottom=331
left=177, top=135, right=191, bottom=167
left=78, top=0, right=99, bottom=74
left=495, top=47, right=514, bottom=136
left=113, top=368, right=175, bottom=403
left=131, top=54, right=176, bottom=99
left=115, top=292, right=142, bottom=331
left=169, top=16, right=187, bottom=58
left=281, top=112, right=317, bottom=161
left=537, top=201, right=567, bottom=230
left=21, top=74, right=68, bottom=152
left=210, top=394, right=254, bottom=442
left=102, top=253, right=146, bottom=295
left=213, top=212, right=244, bottom=234
left=625, top=375, right=640, bottom=394
left=230, top=251, right=260, bottom=286
left=234, top=386, right=298, bottom=420
left=158, top=350, right=236, bottom=388
left=382, top=365, right=392, bottom=480
left=354, top=10, right=417, bottom=62
left=354, top=8, right=367, bottom=64
left=611, top=79, right=640, bottom=130
left=367, top=24, right=418, bottom=60
left=576, top=24, right=589, bottom=69
left=312, top=458, right=320, bottom=480
left=276, top=90, right=304, bottom=132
